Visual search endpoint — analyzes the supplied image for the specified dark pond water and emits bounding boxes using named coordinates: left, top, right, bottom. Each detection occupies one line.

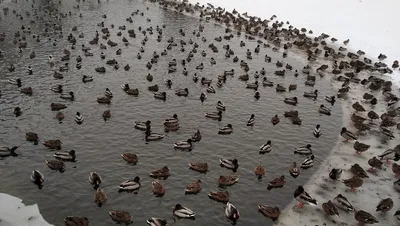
left=0, top=0, right=342, bottom=225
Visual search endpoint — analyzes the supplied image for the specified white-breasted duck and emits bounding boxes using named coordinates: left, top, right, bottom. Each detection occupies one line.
left=175, top=88, right=189, bottom=97
left=319, top=104, right=331, bottom=115
left=294, top=186, right=318, bottom=208
left=118, top=176, right=141, bottom=193
left=54, top=150, right=76, bottom=162
left=75, top=112, right=84, bottom=124
left=146, top=218, right=168, bottom=226
left=174, top=139, right=193, bottom=151
left=294, top=144, right=312, bottom=155
left=289, top=162, right=300, bottom=178
left=333, top=194, right=354, bottom=212
left=303, top=90, right=318, bottom=99
left=247, top=114, right=255, bottom=126
left=60, top=91, right=75, bottom=101
left=301, top=155, right=314, bottom=169
left=173, top=204, right=195, bottom=218
left=259, top=140, right=272, bottom=154
left=284, top=97, right=297, bottom=105
left=313, top=124, right=322, bottom=138
left=340, top=127, right=357, bottom=141
left=220, top=158, right=238, bottom=170
left=30, top=170, right=44, bottom=189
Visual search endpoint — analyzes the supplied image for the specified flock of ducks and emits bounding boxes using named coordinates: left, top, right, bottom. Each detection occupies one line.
left=1, top=0, right=400, bottom=225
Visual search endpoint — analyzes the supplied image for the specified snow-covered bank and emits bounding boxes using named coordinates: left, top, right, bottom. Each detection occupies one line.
left=0, top=193, right=53, bottom=226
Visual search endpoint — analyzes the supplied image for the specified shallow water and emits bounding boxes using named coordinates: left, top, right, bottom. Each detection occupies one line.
left=0, top=0, right=342, bottom=225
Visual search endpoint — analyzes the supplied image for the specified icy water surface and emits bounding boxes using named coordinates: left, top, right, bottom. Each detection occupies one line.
left=0, top=0, right=342, bottom=225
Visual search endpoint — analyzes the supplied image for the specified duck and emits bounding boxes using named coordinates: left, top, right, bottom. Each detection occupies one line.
left=82, top=75, right=93, bottom=83
left=146, top=218, right=168, bottom=226
left=54, top=150, right=76, bottom=162
left=51, top=85, right=63, bottom=93
left=25, top=132, right=39, bottom=145
left=341, top=127, right=357, bottom=141
left=27, top=66, right=33, bottom=75
left=301, top=155, right=314, bottom=169
left=64, top=217, right=89, bottom=226
left=329, top=168, right=343, bottom=180
left=201, top=77, right=212, bottom=85
left=322, top=200, right=340, bottom=217
left=267, top=175, right=286, bottom=190
left=205, top=111, right=222, bottom=120
left=20, top=87, right=32, bottom=95
left=185, top=179, right=202, bottom=194
left=14, top=106, right=22, bottom=117
left=97, top=96, right=111, bottom=104
left=350, top=163, right=369, bottom=178
left=378, top=149, right=400, bottom=163
left=380, top=125, right=395, bottom=140
left=353, top=141, right=370, bottom=154
left=149, top=166, right=170, bottom=179
left=206, top=85, right=216, bottom=93
left=355, top=210, right=379, bottom=224
left=263, top=77, right=274, bottom=86
left=60, top=91, right=75, bottom=101
left=196, top=63, right=204, bottom=70
left=289, top=162, right=300, bottom=178
left=173, top=204, right=195, bottom=218
left=9, top=78, right=22, bottom=87
left=247, top=114, right=255, bottom=126
left=174, top=139, right=193, bottom=151
left=246, top=81, right=258, bottom=89
left=376, top=198, right=393, bottom=213
left=188, top=162, right=208, bottom=173
left=152, top=180, right=166, bottom=197
left=313, top=124, right=322, bottom=138
left=48, top=55, right=55, bottom=64
left=294, top=144, right=312, bottom=155
left=118, top=176, right=141, bottom=192
left=294, top=186, right=318, bottom=208
left=258, top=205, right=280, bottom=221
left=121, top=153, right=138, bottom=164
left=75, top=112, right=84, bottom=124
left=43, top=140, right=62, bottom=150
left=324, top=95, right=336, bottom=105
left=134, top=121, right=151, bottom=131
left=175, top=88, right=189, bottom=97
left=216, top=101, right=226, bottom=111
left=109, top=210, right=133, bottom=225
left=154, top=92, right=166, bottom=100
left=284, top=97, right=297, bottom=105
left=45, top=159, right=65, bottom=172
left=343, top=176, right=363, bottom=192
left=303, top=90, right=318, bottom=99
left=225, top=202, right=240, bottom=222
left=319, top=104, right=331, bottom=115
left=333, top=194, right=355, bottom=212
left=254, top=164, right=266, bottom=179
left=218, top=175, right=239, bottom=186
left=30, top=170, right=44, bottom=189
left=145, top=130, right=164, bottom=142
left=220, top=158, right=238, bottom=170
left=352, top=102, right=365, bottom=112
left=259, top=140, right=272, bottom=154
left=271, top=115, right=280, bottom=125
left=104, top=88, right=113, bottom=98
left=208, top=191, right=230, bottom=203
left=94, top=188, right=107, bottom=207
left=191, top=130, right=202, bottom=142
left=89, top=172, right=102, bottom=189
left=368, top=157, right=383, bottom=172
left=394, top=179, right=400, bottom=192
left=218, top=124, right=233, bottom=134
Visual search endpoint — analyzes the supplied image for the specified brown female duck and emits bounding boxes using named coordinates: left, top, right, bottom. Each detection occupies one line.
left=149, top=166, right=170, bottom=179
left=218, top=175, right=239, bottom=186
left=355, top=210, right=378, bottom=224
left=254, top=164, right=266, bottom=179
left=353, top=141, right=370, bottom=154
left=152, top=180, right=166, bottom=197
left=64, top=216, right=89, bottom=226
left=350, top=163, right=369, bottom=178
left=258, top=205, right=280, bottom=221
left=43, top=139, right=62, bottom=150
left=94, top=188, right=107, bottom=207
left=121, top=153, right=138, bottom=164
left=208, top=191, right=230, bottom=203
left=25, top=132, right=39, bottom=145
left=267, top=175, right=285, bottom=190
left=185, top=179, right=201, bottom=194
left=108, top=210, right=133, bottom=225
left=322, top=200, right=340, bottom=217
left=102, top=110, right=111, bottom=121
left=343, top=176, right=363, bottom=192
left=188, top=162, right=208, bottom=173
left=376, top=198, right=393, bottom=213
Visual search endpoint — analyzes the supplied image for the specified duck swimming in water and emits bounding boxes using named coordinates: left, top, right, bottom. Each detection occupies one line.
left=174, top=139, right=193, bottom=151
left=284, top=97, right=297, bottom=105
left=319, top=104, right=331, bottom=115
left=220, top=158, right=239, bottom=171
left=146, top=218, right=168, bottom=226
left=173, top=204, right=195, bottom=218
left=89, top=172, right=102, bottom=189
left=60, top=91, right=75, bottom=101
left=216, top=101, right=226, bottom=111
left=30, top=170, right=44, bottom=189
left=247, top=114, right=255, bottom=126
left=301, top=155, right=314, bottom=169
left=294, top=144, right=312, bottom=155
left=218, top=124, right=233, bottom=134
left=118, top=176, right=141, bottom=193
left=54, top=150, right=76, bottom=162
left=303, top=90, right=318, bottom=99
left=75, top=112, right=84, bottom=124
left=105, top=88, right=113, bottom=98
left=205, top=111, right=222, bottom=120
left=313, top=124, right=322, bottom=138
left=259, top=140, right=272, bottom=154
left=271, top=115, right=280, bottom=125
left=0, top=146, right=19, bottom=157
left=225, top=202, right=240, bottom=222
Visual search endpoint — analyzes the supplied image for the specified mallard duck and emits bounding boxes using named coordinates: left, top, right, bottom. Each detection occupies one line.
left=152, top=180, right=166, bottom=197
left=51, top=85, right=63, bottom=94
left=185, top=179, right=201, bottom=194
left=191, top=130, right=202, bottom=142
left=355, top=210, right=379, bottom=224
left=216, top=101, right=226, bottom=111
left=246, top=114, right=255, bottom=126
left=94, top=188, right=107, bottom=207
left=196, top=63, right=204, bottom=70
left=319, top=104, right=331, bottom=115
left=121, top=84, right=130, bottom=92
left=225, top=202, right=240, bottom=222
left=206, top=85, right=216, bottom=93
left=224, top=69, right=234, bottom=76
left=89, top=172, right=102, bottom=189
left=367, top=111, right=379, bottom=120
left=220, top=158, right=238, bottom=170
left=267, top=175, right=286, bottom=190
left=45, top=159, right=65, bottom=172
left=54, top=150, right=76, bottom=162
left=276, top=84, right=286, bottom=92
left=303, top=90, right=318, bottom=99
left=353, top=141, right=370, bottom=154
left=258, top=205, right=280, bottom=221
left=289, top=162, right=300, bottom=178
left=301, top=155, right=314, bottom=169
left=254, top=164, right=266, bottom=179
left=341, top=127, right=357, bottom=141
left=175, top=88, right=189, bottom=96
left=109, top=210, right=133, bottom=225
left=380, top=125, right=395, bottom=140
left=148, top=84, right=159, bottom=92
left=294, top=186, right=318, bottom=208
left=368, top=157, right=383, bottom=172
left=145, top=131, right=164, bottom=141
left=105, top=88, right=113, bottom=98
left=392, top=163, right=400, bottom=175
left=9, top=78, right=22, bottom=87
left=20, top=87, right=33, bottom=95
left=14, top=106, right=22, bottom=117
left=343, top=176, right=363, bottom=192
left=313, top=124, right=322, bottom=138
left=121, top=153, right=138, bottom=164
left=75, top=112, right=84, bottom=124
left=246, top=81, right=258, bottom=89
left=218, top=175, right=239, bottom=186
left=146, top=218, right=168, bottom=226
left=376, top=198, right=393, bottom=212
left=173, top=204, right=195, bottom=218
left=325, top=95, right=335, bottom=105
left=329, top=168, right=343, bottom=180
left=149, top=166, right=170, bottom=179
left=64, top=216, right=89, bottom=226
left=208, top=191, right=230, bottom=203
left=174, top=139, right=193, bottom=151
left=146, top=73, right=153, bottom=82
left=43, top=139, right=62, bottom=150
left=102, top=110, right=111, bottom=121
left=97, top=96, right=111, bottom=104
left=51, top=103, right=67, bottom=111
left=322, top=200, right=340, bottom=217
left=82, top=75, right=93, bottom=83
left=333, top=194, right=354, bottom=212
left=388, top=97, right=399, bottom=108
left=134, top=121, right=151, bottom=131
left=378, top=149, right=400, bottom=163
left=118, top=176, right=141, bottom=192
left=294, top=144, right=312, bottom=155
left=284, top=97, right=297, bottom=105
left=154, top=92, right=166, bottom=100
left=26, top=132, right=39, bottom=145
left=30, top=170, right=44, bottom=189
left=188, top=162, right=208, bottom=173
left=259, top=140, right=272, bottom=154
left=352, top=102, right=365, bottom=112
left=218, top=124, right=233, bottom=134
left=262, top=77, right=274, bottom=87
left=350, top=163, right=369, bottom=178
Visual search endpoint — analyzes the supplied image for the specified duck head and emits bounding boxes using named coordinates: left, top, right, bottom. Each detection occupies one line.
left=133, top=176, right=140, bottom=183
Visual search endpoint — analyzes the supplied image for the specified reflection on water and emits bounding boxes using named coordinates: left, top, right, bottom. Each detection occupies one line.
left=0, top=0, right=342, bottom=225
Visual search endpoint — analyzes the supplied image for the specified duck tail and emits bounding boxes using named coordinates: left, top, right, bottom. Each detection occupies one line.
left=267, top=186, right=272, bottom=191
left=34, top=140, right=38, bottom=145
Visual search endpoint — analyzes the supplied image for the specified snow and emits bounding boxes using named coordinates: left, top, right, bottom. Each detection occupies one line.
left=0, top=193, right=53, bottom=226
